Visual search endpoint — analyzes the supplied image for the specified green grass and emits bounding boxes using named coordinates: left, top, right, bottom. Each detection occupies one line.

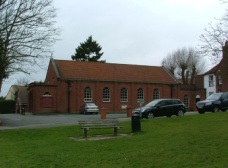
left=0, top=113, right=228, bottom=168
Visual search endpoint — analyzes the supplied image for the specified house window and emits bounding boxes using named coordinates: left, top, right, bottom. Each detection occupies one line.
left=137, top=88, right=144, bottom=101
left=84, top=87, right=92, bottom=102
left=120, top=88, right=128, bottom=102
left=153, top=89, right=160, bottom=99
left=184, top=95, right=189, bottom=108
left=103, top=87, right=110, bottom=102
left=218, top=75, right=222, bottom=85
left=209, top=92, right=214, bottom=96
left=209, top=75, right=214, bottom=87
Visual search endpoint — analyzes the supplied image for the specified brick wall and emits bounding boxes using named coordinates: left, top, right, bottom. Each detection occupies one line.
left=28, top=84, right=57, bottom=113
left=28, top=60, right=204, bottom=113
left=29, top=80, right=185, bottom=113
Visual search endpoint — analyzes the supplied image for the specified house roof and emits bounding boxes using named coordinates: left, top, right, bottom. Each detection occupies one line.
left=51, top=59, right=178, bottom=84
left=203, top=62, right=221, bottom=75
left=5, top=85, right=27, bottom=101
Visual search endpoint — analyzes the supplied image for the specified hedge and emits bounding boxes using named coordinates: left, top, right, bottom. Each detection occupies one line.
left=0, top=100, right=16, bottom=114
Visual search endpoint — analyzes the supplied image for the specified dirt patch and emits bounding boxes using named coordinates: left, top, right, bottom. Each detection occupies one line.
left=69, top=133, right=133, bottom=141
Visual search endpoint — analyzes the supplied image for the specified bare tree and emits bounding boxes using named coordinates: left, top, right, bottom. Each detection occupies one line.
left=16, top=78, right=30, bottom=86
left=161, top=52, right=176, bottom=75
left=199, top=0, right=228, bottom=63
left=0, top=0, right=60, bottom=93
left=162, top=47, right=206, bottom=84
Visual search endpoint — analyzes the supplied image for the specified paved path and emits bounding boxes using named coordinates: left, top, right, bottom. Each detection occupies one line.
left=0, top=113, right=130, bottom=130
left=0, top=112, right=198, bottom=130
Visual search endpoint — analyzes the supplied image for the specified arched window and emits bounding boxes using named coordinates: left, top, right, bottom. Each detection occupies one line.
left=103, top=87, right=110, bottom=102
left=137, top=88, right=144, bottom=101
left=121, top=88, right=128, bottom=102
left=153, top=89, right=160, bottom=99
left=84, top=87, right=92, bottom=102
left=184, top=95, right=189, bottom=108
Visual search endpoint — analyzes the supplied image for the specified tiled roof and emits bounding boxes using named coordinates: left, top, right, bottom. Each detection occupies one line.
left=52, top=59, right=177, bottom=84
left=203, top=62, right=221, bottom=75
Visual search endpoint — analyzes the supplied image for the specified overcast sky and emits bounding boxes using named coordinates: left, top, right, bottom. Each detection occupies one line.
left=1, top=0, right=226, bottom=97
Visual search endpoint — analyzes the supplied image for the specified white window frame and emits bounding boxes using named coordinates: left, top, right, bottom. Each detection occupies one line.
left=84, top=87, right=92, bottom=102
left=137, top=88, right=144, bottom=102
left=120, top=88, right=128, bottom=102
left=153, top=89, right=160, bottom=99
left=209, top=75, right=214, bottom=87
left=184, top=95, right=189, bottom=108
left=103, top=87, right=110, bottom=102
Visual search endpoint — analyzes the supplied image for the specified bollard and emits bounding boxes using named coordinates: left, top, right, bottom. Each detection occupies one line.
left=127, top=106, right=132, bottom=117
left=101, top=108, right=106, bottom=119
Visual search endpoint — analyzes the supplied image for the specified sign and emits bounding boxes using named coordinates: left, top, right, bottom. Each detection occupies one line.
left=121, top=105, right=127, bottom=110
left=137, top=99, right=144, bottom=104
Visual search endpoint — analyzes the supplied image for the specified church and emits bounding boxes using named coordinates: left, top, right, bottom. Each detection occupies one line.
left=26, top=42, right=228, bottom=114
left=27, top=58, right=206, bottom=114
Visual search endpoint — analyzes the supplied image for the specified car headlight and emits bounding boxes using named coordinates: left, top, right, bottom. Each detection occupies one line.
left=205, top=102, right=212, bottom=106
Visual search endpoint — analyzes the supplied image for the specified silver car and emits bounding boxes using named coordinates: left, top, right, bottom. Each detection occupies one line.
left=79, top=103, right=99, bottom=114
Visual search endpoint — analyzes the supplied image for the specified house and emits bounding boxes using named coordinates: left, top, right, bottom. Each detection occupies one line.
left=5, top=85, right=28, bottom=113
left=195, top=42, right=228, bottom=98
left=27, top=58, right=202, bottom=113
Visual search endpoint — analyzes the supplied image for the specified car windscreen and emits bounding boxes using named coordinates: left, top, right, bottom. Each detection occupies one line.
left=145, top=99, right=161, bottom=107
left=206, top=93, right=222, bottom=100
left=86, top=103, right=96, bottom=107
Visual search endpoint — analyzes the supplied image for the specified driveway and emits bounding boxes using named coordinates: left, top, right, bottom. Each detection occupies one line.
left=0, top=113, right=130, bottom=130
left=0, top=112, right=198, bottom=130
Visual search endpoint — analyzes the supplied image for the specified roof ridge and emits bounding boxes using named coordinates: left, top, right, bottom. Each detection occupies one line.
left=53, top=59, right=162, bottom=68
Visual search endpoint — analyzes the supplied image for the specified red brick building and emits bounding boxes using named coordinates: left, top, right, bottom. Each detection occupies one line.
left=27, top=59, right=204, bottom=113
left=194, top=42, right=228, bottom=98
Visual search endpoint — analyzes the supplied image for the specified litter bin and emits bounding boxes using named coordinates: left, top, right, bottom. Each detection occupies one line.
left=131, top=114, right=141, bottom=132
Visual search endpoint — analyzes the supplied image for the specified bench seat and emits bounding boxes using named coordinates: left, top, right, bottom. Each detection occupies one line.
left=78, top=119, right=122, bottom=138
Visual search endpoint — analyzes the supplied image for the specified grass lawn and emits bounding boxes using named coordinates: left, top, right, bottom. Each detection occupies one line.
left=0, top=112, right=227, bottom=168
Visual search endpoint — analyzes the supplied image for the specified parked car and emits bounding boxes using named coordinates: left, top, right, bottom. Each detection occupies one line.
left=79, top=103, right=99, bottom=114
left=196, top=92, right=228, bottom=114
left=132, top=99, right=186, bottom=119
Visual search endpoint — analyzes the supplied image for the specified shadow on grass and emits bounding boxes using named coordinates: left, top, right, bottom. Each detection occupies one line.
left=69, top=133, right=135, bottom=141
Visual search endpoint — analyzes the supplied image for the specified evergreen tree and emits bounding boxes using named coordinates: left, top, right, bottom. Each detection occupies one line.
left=71, top=36, right=105, bottom=62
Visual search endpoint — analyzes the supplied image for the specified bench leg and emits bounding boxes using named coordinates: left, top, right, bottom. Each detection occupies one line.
left=83, top=128, right=88, bottom=138
left=114, top=127, right=118, bottom=136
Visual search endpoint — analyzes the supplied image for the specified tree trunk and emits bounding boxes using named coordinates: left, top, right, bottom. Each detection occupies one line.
left=181, top=69, right=186, bottom=84
left=190, top=67, right=196, bottom=84
left=0, top=78, right=2, bottom=94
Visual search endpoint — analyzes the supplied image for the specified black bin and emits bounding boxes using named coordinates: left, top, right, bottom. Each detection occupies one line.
left=131, top=114, right=141, bottom=132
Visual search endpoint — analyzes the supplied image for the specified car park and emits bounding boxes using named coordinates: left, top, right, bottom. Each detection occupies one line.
left=79, top=103, right=99, bottom=114
left=196, top=92, right=228, bottom=114
left=132, top=99, right=186, bottom=119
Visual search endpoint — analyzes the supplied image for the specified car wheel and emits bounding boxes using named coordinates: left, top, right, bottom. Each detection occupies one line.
left=147, top=113, right=154, bottom=119
left=212, top=106, right=220, bottom=112
left=177, top=109, right=184, bottom=116
left=198, top=110, right=205, bottom=114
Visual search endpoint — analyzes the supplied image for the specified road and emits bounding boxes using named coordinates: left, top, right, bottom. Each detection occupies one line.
left=0, top=112, right=198, bottom=130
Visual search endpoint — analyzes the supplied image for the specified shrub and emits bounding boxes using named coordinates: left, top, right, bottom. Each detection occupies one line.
left=0, top=100, right=16, bottom=113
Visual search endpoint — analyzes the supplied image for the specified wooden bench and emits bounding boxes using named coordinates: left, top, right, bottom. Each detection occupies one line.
left=78, top=119, right=122, bottom=138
